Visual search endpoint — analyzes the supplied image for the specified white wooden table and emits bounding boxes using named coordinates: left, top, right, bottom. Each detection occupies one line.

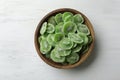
left=0, top=0, right=120, bottom=80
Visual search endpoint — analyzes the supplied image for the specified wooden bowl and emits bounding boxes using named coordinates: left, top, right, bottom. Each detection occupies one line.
left=34, top=8, right=95, bottom=69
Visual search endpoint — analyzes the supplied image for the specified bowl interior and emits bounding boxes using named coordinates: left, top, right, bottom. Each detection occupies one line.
left=34, top=8, right=95, bottom=69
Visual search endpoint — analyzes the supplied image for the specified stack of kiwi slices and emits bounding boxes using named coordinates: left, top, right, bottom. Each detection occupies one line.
left=38, top=12, right=92, bottom=65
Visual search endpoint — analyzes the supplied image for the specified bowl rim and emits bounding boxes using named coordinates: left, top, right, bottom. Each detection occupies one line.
left=34, top=8, right=95, bottom=69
